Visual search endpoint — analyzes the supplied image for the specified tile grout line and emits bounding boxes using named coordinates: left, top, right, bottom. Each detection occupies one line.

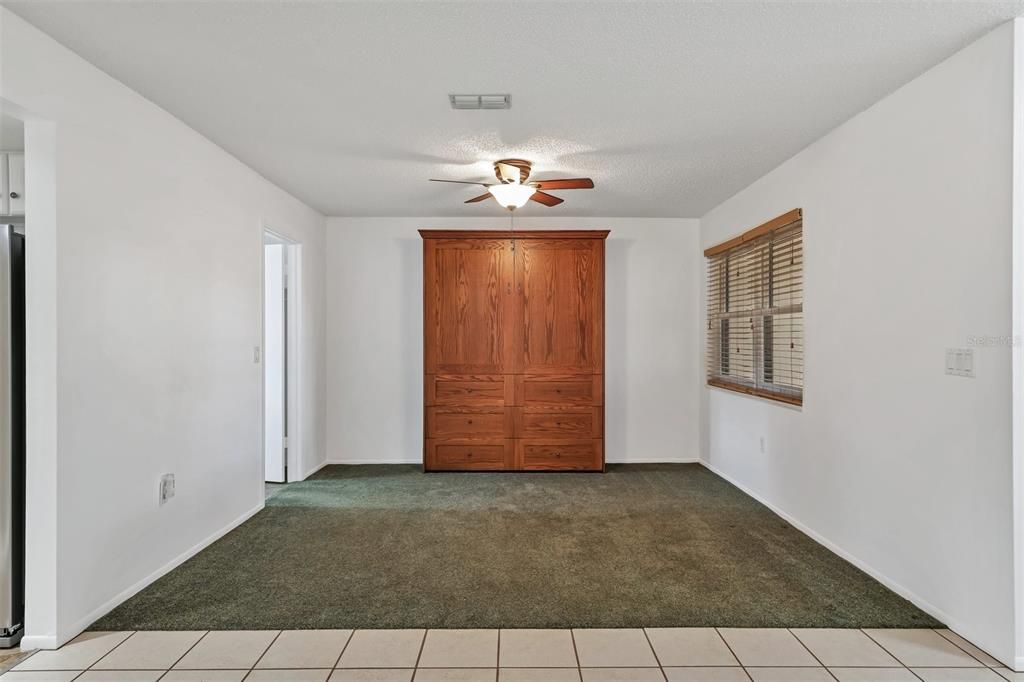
left=249, top=630, right=284, bottom=671
left=640, top=628, right=667, bottom=682
left=933, top=627, right=998, bottom=668
left=411, top=628, right=428, bottom=679
left=859, top=629, right=926, bottom=682
left=786, top=627, right=839, bottom=682
left=494, top=629, right=500, bottom=682
left=573, top=626, right=581, bottom=675
left=712, top=628, right=753, bottom=682
left=154, top=630, right=210, bottom=681
left=59, top=631, right=137, bottom=682
left=242, top=630, right=284, bottom=681
left=713, top=628, right=747, bottom=671
left=569, top=628, right=582, bottom=681
left=330, top=629, right=356, bottom=670
left=82, top=631, right=138, bottom=673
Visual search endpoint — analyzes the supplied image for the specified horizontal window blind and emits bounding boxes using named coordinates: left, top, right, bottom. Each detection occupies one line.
left=705, top=210, right=803, bottom=406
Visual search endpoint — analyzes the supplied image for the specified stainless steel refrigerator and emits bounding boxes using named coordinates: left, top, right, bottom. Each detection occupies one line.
left=0, top=225, right=25, bottom=648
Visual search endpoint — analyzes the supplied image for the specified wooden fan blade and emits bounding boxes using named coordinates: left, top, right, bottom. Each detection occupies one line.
left=530, top=191, right=564, bottom=207
left=530, top=178, right=594, bottom=190
left=430, top=179, right=487, bottom=186
left=465, top=193, right=492, bottom=204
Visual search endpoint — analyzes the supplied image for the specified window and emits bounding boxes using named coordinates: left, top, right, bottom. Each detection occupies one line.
left=705, top=209, right=803, bottom=406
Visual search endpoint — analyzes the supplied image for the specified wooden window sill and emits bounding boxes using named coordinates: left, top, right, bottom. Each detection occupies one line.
left=706, top=379, right=803, bottom=407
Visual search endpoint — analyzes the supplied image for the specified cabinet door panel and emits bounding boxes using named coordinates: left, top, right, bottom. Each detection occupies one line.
left=515, top=407, right=602, bottom=438
left=516, top=238, right=603, bottom=373
left=518, top=440, right=603, bottom=471
left=426, top=440, right=513, bottom=471
left=516, top=374, right=602, bottom=406
left=425, top=238, right=514, bottom=374
left=425, top=407, right=512, bottom=439
left=426, top=375, right=512, bottom=407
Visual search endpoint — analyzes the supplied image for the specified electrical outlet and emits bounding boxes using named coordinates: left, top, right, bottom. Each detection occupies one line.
left=159, top=473, right=175, bottom=505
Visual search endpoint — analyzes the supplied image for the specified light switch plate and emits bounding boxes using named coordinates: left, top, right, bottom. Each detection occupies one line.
left=945, top=348, right=974, bottom=378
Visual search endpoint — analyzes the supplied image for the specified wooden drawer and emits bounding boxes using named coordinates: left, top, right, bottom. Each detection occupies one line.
left=518, top=440, right=603, bottom=471
left=425, top=440, right=513, bottom=471
left=516, top=375, right=602, bottom=406
left=426, top=407, right=512, bottom=438
left=515, top=407, right=602, bottom=438
left=426, top=375, right=512, bottom=407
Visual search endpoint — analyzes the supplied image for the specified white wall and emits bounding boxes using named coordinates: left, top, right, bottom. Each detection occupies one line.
left=700, top=22, right=1015, bottom=665
left=0, top=8, right=327, bottom=646
left=326, top=217, right=701, bottom=466
left=1012, top=18, right=1024, bottom=672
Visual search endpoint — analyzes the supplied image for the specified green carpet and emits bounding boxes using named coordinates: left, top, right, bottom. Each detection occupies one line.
left=91, top=464, right=940, bottom=630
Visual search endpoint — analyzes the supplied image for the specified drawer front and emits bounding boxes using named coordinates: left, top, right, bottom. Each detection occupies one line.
left=518, top=375, right=602, bottom=406
left=519, top=440, right=603, bottom=471
left=426, top=407, right=511, bottom=438
left=426, top=440, right=512, bottom=471
left=426, top=375, right=511, bottom=407
left=516, top=408, right=602, bottom=438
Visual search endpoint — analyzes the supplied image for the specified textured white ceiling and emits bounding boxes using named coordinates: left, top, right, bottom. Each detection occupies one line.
left=6, top=1, right=1023, bottom=217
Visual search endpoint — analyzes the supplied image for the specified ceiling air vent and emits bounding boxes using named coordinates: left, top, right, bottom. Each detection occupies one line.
left=449, top=94, right=511, bottom=110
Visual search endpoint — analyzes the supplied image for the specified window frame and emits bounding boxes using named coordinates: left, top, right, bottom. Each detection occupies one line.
left=705, top=209, right=803, bottom=407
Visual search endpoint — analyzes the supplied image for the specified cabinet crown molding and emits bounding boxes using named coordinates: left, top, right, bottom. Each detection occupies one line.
left=419, top=229, right=610, bottom=240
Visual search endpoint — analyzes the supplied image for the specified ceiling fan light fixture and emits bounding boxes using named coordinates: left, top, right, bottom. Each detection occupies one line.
left=488, top=182, right=534, bottom=210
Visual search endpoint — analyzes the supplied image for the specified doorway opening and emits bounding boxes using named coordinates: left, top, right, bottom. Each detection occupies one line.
left=0, top=112, right=25, bottom=650
left=262, top=229, right=299, bottom=486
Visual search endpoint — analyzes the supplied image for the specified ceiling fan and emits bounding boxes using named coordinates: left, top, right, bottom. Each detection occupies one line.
left=430, top=159, right=594, bottom=210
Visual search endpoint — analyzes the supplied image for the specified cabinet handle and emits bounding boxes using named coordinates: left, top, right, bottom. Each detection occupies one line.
left=9, top=192, right=18, bottom=199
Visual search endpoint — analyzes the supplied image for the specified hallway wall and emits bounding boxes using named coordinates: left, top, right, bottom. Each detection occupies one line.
left=1, top=8, right=327, bottom=647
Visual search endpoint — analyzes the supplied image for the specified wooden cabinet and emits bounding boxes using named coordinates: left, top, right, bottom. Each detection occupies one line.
left=421, top=229, right=608, bottom=472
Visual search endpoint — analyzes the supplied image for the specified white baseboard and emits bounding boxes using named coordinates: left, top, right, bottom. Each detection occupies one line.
left=20, top=635, right=57, bottom=651
left=607, top=458, right=701, bottom=464
left=298, top=459, right=330, bottom=480
left=53, top=502, right=265, bottom=649
left=699, top=460, right=1011, bottom=669
left=324, top=459, right=420, bottom=465
left=324, top=458, right=701, bottom=465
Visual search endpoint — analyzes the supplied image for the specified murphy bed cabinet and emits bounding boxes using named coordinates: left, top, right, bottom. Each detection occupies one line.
left=421, top=229, right=608, bottom=472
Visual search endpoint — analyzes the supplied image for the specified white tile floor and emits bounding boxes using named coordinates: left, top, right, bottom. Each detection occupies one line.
left=1, top=628, right=1017, bottom=682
